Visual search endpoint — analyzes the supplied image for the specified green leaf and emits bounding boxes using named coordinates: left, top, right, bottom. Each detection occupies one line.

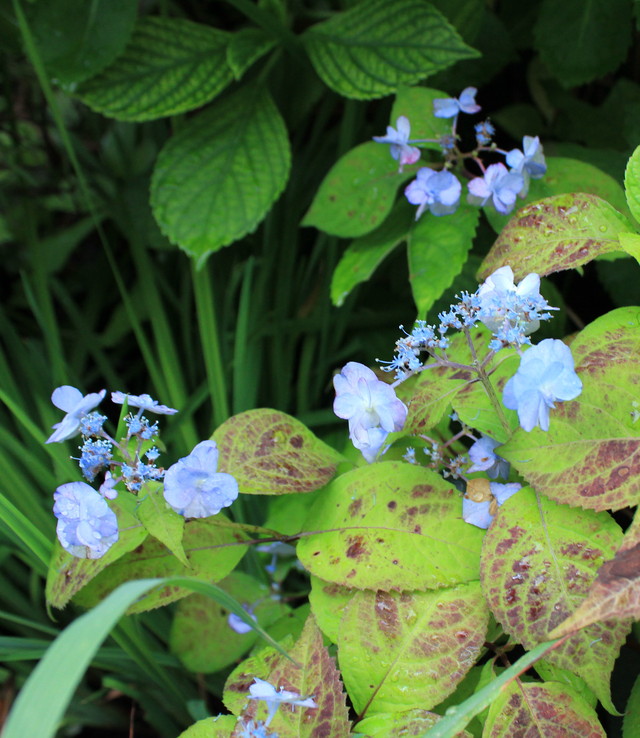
left=73, top=517, right=248, bottom=612
left=484, top=157, right=630, bottom=235
left=224, top=615, right=351, bottom=738
left=308, top=575, right=355, bottom=643
left=170, top=571, right=288, bottom=673
left=303, top=0, right=478, bottom=100
left=481, top=487, right=628, bottom=713
left=624, top=144, right=640, bottom=223
left=227, top=27, right=277, bottom=80
left=214, top=408, right=342, bottom=495
left=618, top=232, right=640, bottom=264
left=303, top=142, right=410, bottom=239
left=29, top=0, right=137, bottom=85
left=76, top=18, right=233, bottom=121
left=623, top=672, right=640, bottom=738
left=137, top=481, right=188, bottom=566
left=46, top=497, right=148, bottom=609
left=390, top=87, right=453, bottom=151
left=151, top=85, right=291, bottom=264
left=484, top=680, right=606, bottom=737
left=500, top=307, right=640, bottom=511
left=478, top=193, right=633, bottom=283
left=177, top=716, right=237, bottom=738
left=534, top=0, right=632, bottom=88
left=339, top=584, right=488, bottom=714
left=297, top=461, right=483, bottom=591
left=330, top=200, right=414, bottom=306
left=408, top=201, right=479, bottom=317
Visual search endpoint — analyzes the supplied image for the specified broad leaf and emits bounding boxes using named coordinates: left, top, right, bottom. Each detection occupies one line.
left=30, top=0, right=137, bottom=85
left=177, top=716, right=237, bottom=738
left=227, top=28, right=277, bottom=79
left=303, top=142, right=410, bottom=239
left=339, top=584, right=488, bottom=714
left=484, top=680, right=606, bottom=737
left=481, top=487, right=628, bottom=712
left=624, top=144, right=640, bottom=224
left=46, top=497, right=147, bottom=609
left=390, top=87, right=453, bottom=151
left=73, top=517, right=248, bottom=612
left=297, top=462, right=483, bottom=591
left=77, top=18, right=233, bottom=120
left=137, top=480, right=188, bottom=565
left=303, top=0, right=478, bottom=99
left=355, top=709, right=472, bottom=737
left=170, top=571, right=289, bottom=672
left=214, top=408, right=342, bottom=495
left=330, top=200, right=413, bottom=306
left=308, top=575, right=355, bottom=644
left=408, top=201, right=479, bottom=317
left=478, top=193, right=633, bottom=282
left=623, top=674, right=640, bottom=738
left=151, top=85, right=290, bottom=263
left=500, top=307, right=640, bottom=511
left=225, top=615, right=351, bottom=738
left=534, top=0, right=632, bottom=88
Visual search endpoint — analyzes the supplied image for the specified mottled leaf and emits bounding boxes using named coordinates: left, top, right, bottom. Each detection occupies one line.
left=225, top=615, right=351, bottom=738
left=30, top=0, right=137, bottom=85
left=534, top=0, right=632, bottom=88
left=478, top=193, right=633, bottom=282
left=481, top=487, right=628, bottom=712
left=355, top=708, right=472, bottom=736
left=77, top=18, right=233, bottom=121
left=303, top=142, right=410, bottom=239
left=500, top=307, right=640, bottom=511
left=408, top=201, right=479, bottom=317
left=170, top=571, right=289, bottom=673
left=303, top=0, right=478, bottom=100
left=308, top=575, right=355, bottom=643
left=137, top=480, right=187, bottom=565
left=297, top=462, right=483, bottom=591
left=73, top=517, right=248, bottom=612
left=339, top=584, right=488, bottom=714
left=151, top=86, right=290, bottom=263
left=46, top=497, right=148, bottom=609
left=625, top=144, right=640, bottom=224
left=214, top=409, right=342, bottom=495
left=484, top=680, right=605, bottom=737
left=330, top=200, right=413, bottom=306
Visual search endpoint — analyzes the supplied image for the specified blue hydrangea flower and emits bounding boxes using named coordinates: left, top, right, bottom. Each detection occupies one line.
left=467, top=436, right=510, bottom=479
left=239, top=719, right=279, bottom=738
left=46, top=386, right=106, bottom=444
left=372, top=115, right=421, bottom=172
left=248, top=678, right=317, bottom=727
left=474, top=120, right=495, bottom=145
left=99, top=471, right=119, bottom=500
left=404, top=168, right=461, bottom=219
left=111, top=391, right=178, bottom=415
left=463, top=482, right=521, bottom=529
left=228, top=603, right=257, bottom=634
left=163, top=440, right=239, bottom=518
left=506, top=135, right=546, bottom=195
left=333, top=362, right=407, bottom=462
left=433, top=87, right=481, bottom=118
left=503, top=339, right=582, bottom=432
left=53, top=481, right=118, bottom=558
left=467, top=163, right=524, bottom=215
left=78, top=439, right=113, bottom=482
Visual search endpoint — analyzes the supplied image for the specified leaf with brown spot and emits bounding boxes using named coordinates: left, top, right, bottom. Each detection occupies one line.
left=355, top=708, right=472, bottom=736
left=177, top=715, right=237, bottom=737
left=478, top=192, right=633, bottom=282
left=72, top=517, right=248, bottom=613
left=481, top=487, right=628, bottom=712
left=308, top=575, right=356, bottom=643
left=45, top=496, right=148, bottom=609
left=500, top=307, right=640, bottom=511
left=297, top=462, right=483, bottom=591
left=214, top=409, right=343, bottom=495
left=224, top=614, right=351, bottom=738
left=483, top=680, right=606, bottom=737
left=339, top=584, right=488, bottom=715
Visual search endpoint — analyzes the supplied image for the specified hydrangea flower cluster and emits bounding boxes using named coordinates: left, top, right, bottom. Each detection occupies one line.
left=247, top=678, right=317, bottom=727
left=372, top=87, right=547, bottom=217
left=46, top=387, right=240, bottom=559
